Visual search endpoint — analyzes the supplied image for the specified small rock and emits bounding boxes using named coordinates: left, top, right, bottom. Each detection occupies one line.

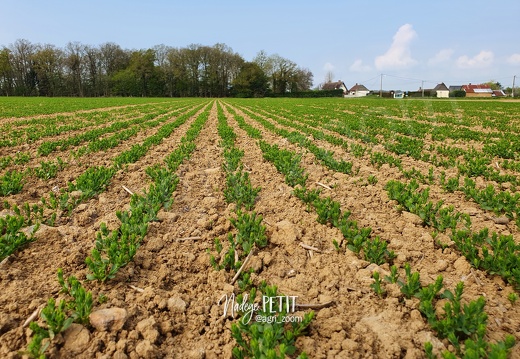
left=401, top=211, right=423, bottom=225
left=136, top=317, right=160, bottom=344
left=167, top=297, right=187, bottom=314
left=286, top=269, right=297, bottom=278
left=62, top=323, right=90, bottom=354
left=270, top=220, right=298, bottom=246
left=222, top=283, right=234, bottom=293
left=113, top=351, right=128, bottom=359
left=135, top=340, right=157, bottom=359
left=249, top=256, right=263, bottom=272
left=70, top=190, right=83, bottom=199
left=453, top=256, right=472, bottom=274
left=435, top=259, right=449, bottom=272
left=187, top=347, right=206, bottom=359
left=89, top=308, right=128, bottom=332
left=33, top=224, right=62, bottom=241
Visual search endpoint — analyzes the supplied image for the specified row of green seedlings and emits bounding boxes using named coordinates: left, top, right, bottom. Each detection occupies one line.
left=235, top=103, right=406, bottom=169
left=228, top=103, right=520, bottom=290
left=25, top=105, right=211, bottom=357
left=0, top=157, right=66, bottom=197
left=0, top=103, right=201, bottom=197
left=0, top=104, right=205, bottom=264
left=232, top=104, right=353, bottom=174
left=236, top=116, right=508, bottom=357
left=371, top=264, right=515, bottom=358
left=236, top=101, right=520, bottom=214
left=385, top=179, right=520, bottom=290
left=321, top=101, right=520, bottom=173
left=72, top=105, right=192, bottom=158
left=368, top=151, right=520, bottom=232
left=211, top=103, right=314, bottom=358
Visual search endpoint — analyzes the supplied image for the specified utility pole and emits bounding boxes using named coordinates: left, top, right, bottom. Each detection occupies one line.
left=379, top=74, right=383, bottom=97
left=513, top=75, right=516, bottom=98
left=421, top=80, right=424, bottom=98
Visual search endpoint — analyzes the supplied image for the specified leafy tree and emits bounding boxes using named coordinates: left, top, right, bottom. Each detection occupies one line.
left=484, top=80, right=502, bottom=90
left=232, top=62, right=269, bottom=97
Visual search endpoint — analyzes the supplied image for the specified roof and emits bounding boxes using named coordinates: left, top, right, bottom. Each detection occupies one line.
left=350, top=83, right=369, bottom=92
left=433, top=83, right=449, bottom=91
left=322, top=81, right=346, bottom=91
left=449, top=85, right=463, bottom=91
left=493, top=90, right=506, bottom=97
left=462, top=84, right=493, bottom=94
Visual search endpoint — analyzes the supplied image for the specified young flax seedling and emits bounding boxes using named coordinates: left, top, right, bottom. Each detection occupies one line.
left=398, top=263, right=421, bottom=299
left=57, top=269, right=93, bottom=325
left=370, top=271, right=386, bottom=297
left=231, top=284, right=314, bottom=359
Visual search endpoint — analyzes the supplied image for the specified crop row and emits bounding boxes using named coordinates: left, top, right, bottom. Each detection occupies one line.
left=212, top=102, right=314, bottom=358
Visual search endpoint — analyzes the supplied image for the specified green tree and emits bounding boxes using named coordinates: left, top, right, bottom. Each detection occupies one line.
left=484, top=80, right=502, bottom=90
left=232, top=62, right=269, bottom=97
left=0, top=48, right=13, bottom=95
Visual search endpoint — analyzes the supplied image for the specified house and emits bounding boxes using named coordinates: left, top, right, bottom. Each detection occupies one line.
left=462, top=83, right=493, bottom=98
left=348, top=83, right=370, bottom=97
left=492, top=90, right=506, bottom=97
left=433, top=83, right=449, bottom=98
left=322, top=81, right=348, bottom=95
left=393, top=90, right=404, bottom=99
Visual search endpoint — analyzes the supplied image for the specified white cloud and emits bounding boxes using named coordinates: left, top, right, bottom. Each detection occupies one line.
left=375, top=24, right=417, bottom=70
left=428, top=49, right=454, bottom=66
left=507, top=53, right=520, bottom=65
left=323, top=62, right=335, bottom=72
left=456, top=50, right=494, bottom=69
left=349, top=59, right=371, bottom=72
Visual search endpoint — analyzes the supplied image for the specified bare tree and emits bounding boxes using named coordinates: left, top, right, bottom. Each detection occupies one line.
left=325, top=70, right=334, bottom=84
left=64, top=41, right=85, bottom=96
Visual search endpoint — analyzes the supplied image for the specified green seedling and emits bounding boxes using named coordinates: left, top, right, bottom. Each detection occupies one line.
left=231, top=285, right=314, bottom=359
left=57, top=269, right=93, bottom=325
left=508, top=292, right=518, bottom=305
left=0, top=170, right=24, bottom=196
left=370, top=271, right=386, bottom=297
left=398, top=263, right=421, bottom=299
left=40, top=298, right=74, bottom=340
left=362, top=236, right=395, bottom=265
left=385, top=265, right=399, bottom=284
left=367, top=175, right=378, bottom=185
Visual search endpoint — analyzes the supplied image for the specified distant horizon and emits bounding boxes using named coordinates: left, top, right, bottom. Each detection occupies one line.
left=1, top=1, right=519, bottom=92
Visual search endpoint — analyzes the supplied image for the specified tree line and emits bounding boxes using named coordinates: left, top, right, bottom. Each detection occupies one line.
left=0, top=39, right=313, bottom=97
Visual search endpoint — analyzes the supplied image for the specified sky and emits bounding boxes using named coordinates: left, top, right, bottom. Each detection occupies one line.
left=1, top=0, right=519, bottom=91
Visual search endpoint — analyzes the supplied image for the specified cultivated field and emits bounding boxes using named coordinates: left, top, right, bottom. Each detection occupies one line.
left=0, top=97, right=520, bottom=358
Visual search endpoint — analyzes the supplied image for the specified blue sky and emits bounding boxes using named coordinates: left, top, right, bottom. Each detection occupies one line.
left=1, top=0, right=519, bottom=91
